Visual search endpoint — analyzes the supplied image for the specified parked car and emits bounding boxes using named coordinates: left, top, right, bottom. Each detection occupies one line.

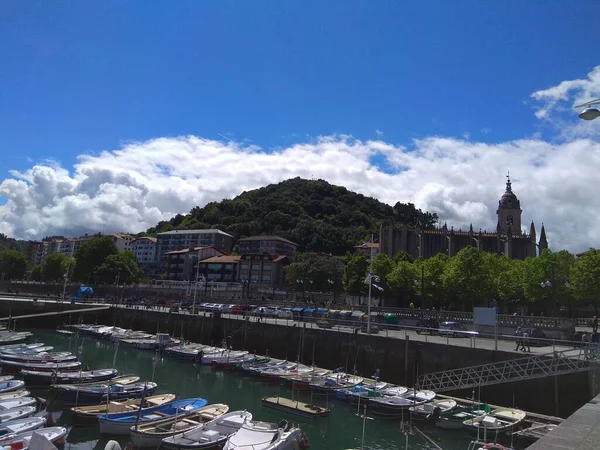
left=277, top=308, right=293, bottom=319
left=416, top=318, right=440, bottom=335
left=438, top=321, right=467, bottom=337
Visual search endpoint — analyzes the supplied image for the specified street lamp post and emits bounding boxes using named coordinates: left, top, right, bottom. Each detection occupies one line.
left=362, top=237, right=382, bottom=334
left=575, top=99, right=600, bottom=121
left=327, top=279, right=334, bottom=304
left=540, top=263, right=558, bottom=316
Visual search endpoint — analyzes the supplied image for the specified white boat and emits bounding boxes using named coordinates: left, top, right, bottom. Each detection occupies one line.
left=0, top=416, right=46, bottom=435
left=0, top=380, right=26, bottom=394
left=0, top=405, right=37, bottom=423
left=223, top=420, right=308, bottom=450
left=463, top=408, right=527, bottom=440
left=369, top=389, right=436, bottom=416
left=129, top=404, right=229, bottom=448
left=161, top=410, right=252, bottom=450
left=0, top=397, right=37, bottom=410
left=201, top=350, right=248, bottom=365
left=0, top=390, right=30, bottom=400
left=409, top=399, right=457, bottom=421
left=0, top=426, right=67, bottom=449
left=0, top=376, right=14, bottom=382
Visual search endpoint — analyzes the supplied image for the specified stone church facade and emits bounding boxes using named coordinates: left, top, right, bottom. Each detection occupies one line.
left=379, top=176, right=548, bottom=260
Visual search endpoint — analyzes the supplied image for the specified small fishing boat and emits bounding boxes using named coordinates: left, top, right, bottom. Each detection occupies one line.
left=0, top=416, right=46, bottom=436
left=223, top=420, right=309, bottom=450
left=0, top=397, right=37, bottom=410
left=98, top=397, right=208, bottom=435
left=262, top=396, right=330, bottom=418
left=129, top=403, right=229, bottom=448
left=21, top=368, right=118, bottom=386
left=165, top=345, right=205, bottom=360
left=436, top=403, right=491, bottom=430
left=409, top=398, right=457, bottom=421
left=56, top=381, right=158, bottom=406
left=463, top=408, right=527, bottom=440
left=0, top=376, right=14, bottom=382
left=0, top=343, right=43, bottom=352
left=0, top=351, right=76, bottom=363
left=0, top=380, right=25, bottom=394
left=369, top=389, right=436, bottom=417
left=0, top=390, right=30, bottom=400
left=0, top=426, right=67, bottom=449
left=309, top=373, right=363, bottom=392
left=70, top=394, right=177, bottom=426
left=336, top=383, right=393, bottom=404
left=0, top=405, right=37, bottom=423
left=0, top=359, right=81, bottom=374
left=56, top=328, right=75, bottom=336
left=53, top=374, right=140, bottom=389
left=161, top=410, right=253, bottom=450
left=467, top=440, right=515, bottom=450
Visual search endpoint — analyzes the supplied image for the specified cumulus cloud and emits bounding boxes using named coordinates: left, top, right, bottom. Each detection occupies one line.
left=531, top=66, right=600, bottom=139
left=1, top=134, right=600, bottom=253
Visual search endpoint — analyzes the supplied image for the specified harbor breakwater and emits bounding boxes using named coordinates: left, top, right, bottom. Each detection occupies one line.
left=2, top=301, right=598, bottom=419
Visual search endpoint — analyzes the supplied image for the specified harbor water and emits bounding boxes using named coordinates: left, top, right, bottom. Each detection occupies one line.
left=31, top=329, right=487, bottom=450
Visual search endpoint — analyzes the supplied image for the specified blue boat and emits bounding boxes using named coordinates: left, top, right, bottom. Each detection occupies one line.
left=97, top=397, right=208, bottom=435
left=56, top=381, right=158, bottom=406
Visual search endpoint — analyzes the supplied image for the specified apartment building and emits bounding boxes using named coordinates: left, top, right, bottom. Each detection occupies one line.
left=237, top=236, right=298, bottom=259
left=156, top=229, right=234, bottom=266
left=197, top=255, right=241, bottom=282
left=131, top=237, right=157, bottom=268
left=165, top=246, right=226, bottom=281
left=237, top=253, right=289, bottom=287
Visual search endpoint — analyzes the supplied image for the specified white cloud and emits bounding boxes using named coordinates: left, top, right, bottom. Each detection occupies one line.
left=1, top=134, right=600, bottom=254
left=531, top=66, right=600, bottom=139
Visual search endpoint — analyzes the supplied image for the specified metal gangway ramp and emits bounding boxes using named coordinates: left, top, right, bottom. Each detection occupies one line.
left=418, top=346, right=600, bottom=392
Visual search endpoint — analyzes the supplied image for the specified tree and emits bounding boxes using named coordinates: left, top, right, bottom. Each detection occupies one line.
left=442, top=246, right=492, bottom=310
left=29, top=265, right=43, bottom=281
left=0, top=250, right=28, bottom=280
left=421, top=253, right=449, bottom=307
left=343, top=253, right=369, bottom=296
left=94, top=251, right=143, bottom=284
left=372, top=254, right=395, bottom=295
left=571, top=248, right=600, bottom=314
left=72, top=237, right=118, bottom=283
left=41, top=253, right=71, bottom=281
left=386, top=261, right=418, bottom=306
left=284, top=252, right=343, bottom=291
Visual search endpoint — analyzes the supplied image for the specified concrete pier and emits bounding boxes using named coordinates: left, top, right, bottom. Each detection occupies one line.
left=527, top=392, right=600, bottom=449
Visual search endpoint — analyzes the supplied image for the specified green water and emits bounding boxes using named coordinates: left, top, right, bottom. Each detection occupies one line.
left=28, top=330, right=480, bottom=450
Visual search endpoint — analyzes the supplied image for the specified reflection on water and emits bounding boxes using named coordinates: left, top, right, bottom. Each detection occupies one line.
left=28, top=330, right=474, bottom=450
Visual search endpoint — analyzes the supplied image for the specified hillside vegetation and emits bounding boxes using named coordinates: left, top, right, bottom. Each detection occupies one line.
left=145, top=177, right=438, bottom=255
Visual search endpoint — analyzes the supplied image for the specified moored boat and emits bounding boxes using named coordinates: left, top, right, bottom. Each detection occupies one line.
left=409, top=398, right=457, bottom=421
left=70, top=394, right=177, bottom=426
left=0, top=380, right=25, bottom=394
left=161, top=410, right=253, bottom=450
left=0, top=359, right=81, bottom=374
left=0, top=405, right=37, bottom=423
left=98, top=397, right=208, bottom=435
left=463, top=408, right=527, bottom=440
left=369, top=389, right=436, bottom=417
left=0, top=426, right=67, bottom=449
left=129, top=403, right=229, bottom=448
left=436, top=403, right=491, bottom=430
left=0, top=397, right=37, bottom=410
left=56, top=381, right=158, bottom=406
left=223, top=420, right=309, bottom=450
left=21, top=368, right=118, bottom=386
left=0, top=390, right=30, bottom=400
left=0, top=416, right=46, bottom=436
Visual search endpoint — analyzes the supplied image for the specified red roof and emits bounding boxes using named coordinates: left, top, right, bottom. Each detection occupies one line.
left=199, top=255, right=242, bottom=264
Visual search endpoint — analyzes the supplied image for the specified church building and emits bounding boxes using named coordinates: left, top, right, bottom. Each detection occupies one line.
left=379, top=176, right=548, bottom=260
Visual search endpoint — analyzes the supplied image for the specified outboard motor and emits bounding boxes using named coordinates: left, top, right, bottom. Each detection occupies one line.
left=277, top=419, right=290, bottom=431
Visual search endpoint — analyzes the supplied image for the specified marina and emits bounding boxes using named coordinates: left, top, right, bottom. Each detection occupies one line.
left=0, top=324, right=569, bottom=449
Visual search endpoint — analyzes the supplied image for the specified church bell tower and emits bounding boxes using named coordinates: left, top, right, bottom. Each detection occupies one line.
left=496, top=174, right=522, bottom=235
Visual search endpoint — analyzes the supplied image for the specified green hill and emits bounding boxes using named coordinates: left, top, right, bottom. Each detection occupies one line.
left=145, top=177, right=438, bottom=255
left=0, top=233, right=29, bottom=254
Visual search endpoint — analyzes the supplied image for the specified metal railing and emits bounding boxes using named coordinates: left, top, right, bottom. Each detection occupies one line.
left=417, top=345, right=600, bottom=392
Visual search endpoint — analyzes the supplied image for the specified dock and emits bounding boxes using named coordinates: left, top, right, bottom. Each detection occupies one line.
left=525, top=392, right=600, bottom=449
left=262, top=396, right=330, bottom=418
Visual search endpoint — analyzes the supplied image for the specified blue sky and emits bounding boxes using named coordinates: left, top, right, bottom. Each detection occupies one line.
left=2, top=1, right=599, bottom=171
left=1, top=1, right=600, bottom=252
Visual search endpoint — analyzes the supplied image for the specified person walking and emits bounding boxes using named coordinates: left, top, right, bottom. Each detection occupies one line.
left=514, top=328, right=523, bottom=351
left=522, top=332, right=531, bottom=353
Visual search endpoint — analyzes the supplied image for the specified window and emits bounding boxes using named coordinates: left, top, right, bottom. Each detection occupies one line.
left=241, top=264, right=249, bottom=270
left=263, top=265, right=271, bottom=271
left=251, top=264, right=261, bottom=270
left=262, top=275, right=271, bottom=281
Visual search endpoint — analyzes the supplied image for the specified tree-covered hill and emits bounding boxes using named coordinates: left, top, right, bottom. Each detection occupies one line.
left=0, top=233, right=29, bottom=254
left=145, top=177, right=438, bottom=255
